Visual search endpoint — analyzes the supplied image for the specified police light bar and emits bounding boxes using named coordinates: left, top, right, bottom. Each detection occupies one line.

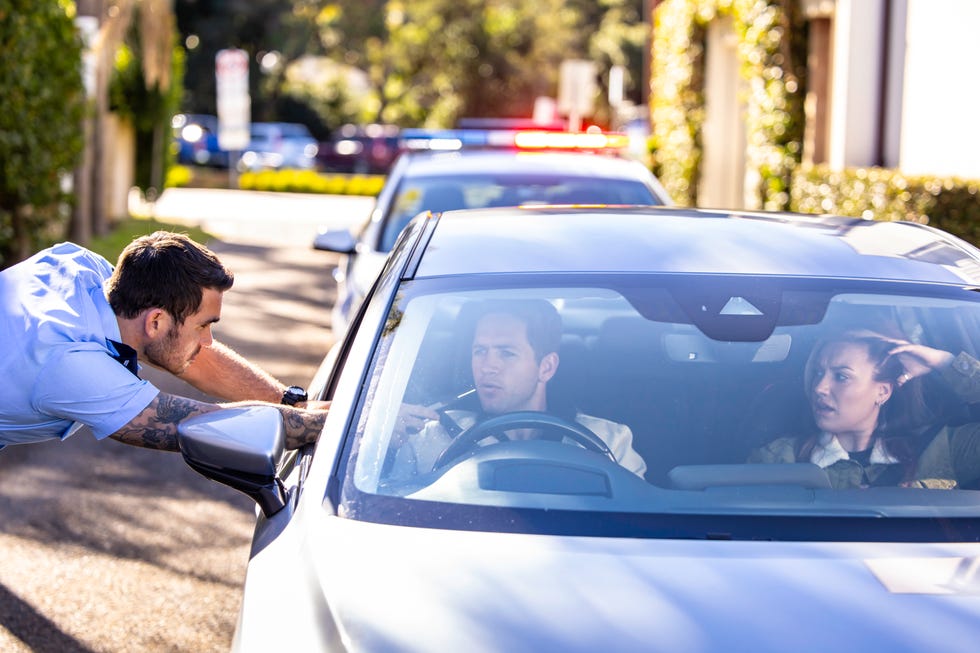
left=513, top=131, right=629, bottom=150
left=398, top=128, right=628, bottom=152
left=399, top=129, right=480, bottom=151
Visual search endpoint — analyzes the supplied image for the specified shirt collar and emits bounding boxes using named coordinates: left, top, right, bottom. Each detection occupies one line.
left=810, top=433, right=900, bottom=467
left=106, top=339, right=140, bottom=377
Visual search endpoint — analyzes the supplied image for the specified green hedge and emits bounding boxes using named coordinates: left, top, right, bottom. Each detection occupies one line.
left=791, top=164, right=980, bottom=246
left=165, top=166, right=386, bottom=197
left=238, top=170, right=385, bottom=196
left=0, top=0, right=85, bottom=267
left=650, top=0, right=807, bottom=211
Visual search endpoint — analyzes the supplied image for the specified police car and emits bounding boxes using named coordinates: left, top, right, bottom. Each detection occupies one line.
left=313, top=127, right=671, bottom=335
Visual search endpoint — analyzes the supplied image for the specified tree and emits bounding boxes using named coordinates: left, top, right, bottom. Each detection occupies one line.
left=174, top=0, right=650, bottom=132
left=0, top=0, right=85, bottom=267
left=379, top=0, right=583, bottom=127
left=580, top=0, right=650, bottom=127
left=109, top=0, right=183, bottom=196
left=175, top=0, right=327, bottom=126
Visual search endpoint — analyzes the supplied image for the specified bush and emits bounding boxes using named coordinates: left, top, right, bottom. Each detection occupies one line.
left=0, top=0, right=85, bottom=268
left=165, top=164, right=193, bottom=188
left=791, top=164, right=980, bottom=246
left=237, top=169, right=385, bottom=196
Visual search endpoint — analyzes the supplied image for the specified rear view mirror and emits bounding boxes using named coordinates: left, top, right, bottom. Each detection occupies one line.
left=177, top=406, right=287, bottom=517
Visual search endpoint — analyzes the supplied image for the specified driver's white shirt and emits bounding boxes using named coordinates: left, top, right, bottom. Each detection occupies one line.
left=390, top=410, right=647, bottom=480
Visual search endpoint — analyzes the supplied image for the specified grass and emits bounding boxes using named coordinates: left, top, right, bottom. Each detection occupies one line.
left=87, top=217, right=214, bottom=263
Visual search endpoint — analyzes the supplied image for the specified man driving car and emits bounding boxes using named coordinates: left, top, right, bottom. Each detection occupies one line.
left=388, top=299, right=647, bottom=479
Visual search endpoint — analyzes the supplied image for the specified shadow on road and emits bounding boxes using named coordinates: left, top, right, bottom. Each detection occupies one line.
left=0, top=583, right=99, bottom=653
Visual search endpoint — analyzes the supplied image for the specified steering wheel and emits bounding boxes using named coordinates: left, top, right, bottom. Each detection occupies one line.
left=432, top=411, right=616, bottom=470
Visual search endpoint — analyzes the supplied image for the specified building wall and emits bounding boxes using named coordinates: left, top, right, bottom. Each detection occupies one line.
left=899, top=0, right=980, bottom=178
left=827, top=0, right=887, bottom=170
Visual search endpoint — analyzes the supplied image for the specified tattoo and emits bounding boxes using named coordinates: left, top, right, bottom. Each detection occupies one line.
left=111, top=394, right=326, bottom=452
left=110, top=394, right=212, bottom=452
left=281, top=406, right=328, bottom=450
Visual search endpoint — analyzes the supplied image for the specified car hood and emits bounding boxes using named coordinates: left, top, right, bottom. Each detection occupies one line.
left=237, top=515, right=980, bottom=652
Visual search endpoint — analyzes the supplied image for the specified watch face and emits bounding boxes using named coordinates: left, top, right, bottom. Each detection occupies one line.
left=283, top=386, right=308, bottom=405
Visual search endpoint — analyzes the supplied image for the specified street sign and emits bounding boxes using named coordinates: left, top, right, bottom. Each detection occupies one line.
left=215, top=48, right=250, bottom=151
left=557, top=59, right=597, bottom=131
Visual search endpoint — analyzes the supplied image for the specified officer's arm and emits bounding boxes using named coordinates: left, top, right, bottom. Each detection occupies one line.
left=176, top=340, right=286, bottom=403
left=109, top=393, right=328, bottom=451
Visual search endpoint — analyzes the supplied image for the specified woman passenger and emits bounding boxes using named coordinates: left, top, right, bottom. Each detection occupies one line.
left=748, top=330, right=980, bottom=489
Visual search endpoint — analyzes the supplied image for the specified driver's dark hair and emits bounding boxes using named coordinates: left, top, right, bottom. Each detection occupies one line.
left=105, top=231, right=234, bottom=324
left=473, top=299, right=562, bottom=361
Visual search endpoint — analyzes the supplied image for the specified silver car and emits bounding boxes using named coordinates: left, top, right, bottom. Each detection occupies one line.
left=239, top=122, right=319, bottom=171
left=184, top=206, right=980, bottom=652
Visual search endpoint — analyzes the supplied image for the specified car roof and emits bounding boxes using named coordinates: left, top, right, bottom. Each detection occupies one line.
left=410, top=206, right=980, bottom=285
left=397, top=150, right=657, bottom=182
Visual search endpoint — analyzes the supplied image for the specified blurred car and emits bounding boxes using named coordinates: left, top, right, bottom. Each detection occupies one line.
left=172, top=113, right=229, bottom=168
left=239, top=122, right=319, bottom=171
left=180, top=206, right=980, bottom=652
left=314, top=127, right=672, bottom=334
left=317, top=123, right=400, bottom=174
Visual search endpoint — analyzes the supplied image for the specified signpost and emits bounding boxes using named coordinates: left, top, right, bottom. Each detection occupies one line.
left=216, top=48, right=250, bottom=186
left=558, top=59, right=597, bottom=132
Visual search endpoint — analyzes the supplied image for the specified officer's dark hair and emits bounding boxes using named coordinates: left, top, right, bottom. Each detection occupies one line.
left=105, top=231, right=234, bottom=324
left=473, top=299, right=562, bottom=361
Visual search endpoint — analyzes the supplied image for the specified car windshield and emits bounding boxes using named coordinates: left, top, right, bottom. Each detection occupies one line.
left=338, top=274, right=980, bottom=540
left=380, top=175, right=659, bottom=251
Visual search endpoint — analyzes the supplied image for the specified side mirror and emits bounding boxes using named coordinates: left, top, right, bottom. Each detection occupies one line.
left=177, top=406, right=288, bottom=517
left=313, top=229, right=357, bottom=254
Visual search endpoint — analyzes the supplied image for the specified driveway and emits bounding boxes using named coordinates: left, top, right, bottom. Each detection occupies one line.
left=0, top=231, right=340, bottom=652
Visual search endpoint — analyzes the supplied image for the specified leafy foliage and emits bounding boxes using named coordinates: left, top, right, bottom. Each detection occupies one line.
left=109, top=12, right=185, bottom=195
left=382, top=0, right=575, bottom=125
left=176, top=1, right=649, bottom=131
left=792, top=164, right=980, bottom=246
left=650, top=0, right=806, bottom=210
left=0, top=0, right=85, bottom=267
left=237, top=169, right=384, bottom=196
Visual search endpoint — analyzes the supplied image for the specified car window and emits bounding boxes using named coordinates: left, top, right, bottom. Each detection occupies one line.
left=278, top=124, right=312, bottom=138
left=339, top=276, right=980, bottom=536
left=380, top=176, right=659, bottom=252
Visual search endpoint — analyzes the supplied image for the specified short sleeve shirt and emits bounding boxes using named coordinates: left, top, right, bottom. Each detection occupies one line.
left=0, top=243, right=160, bottom=448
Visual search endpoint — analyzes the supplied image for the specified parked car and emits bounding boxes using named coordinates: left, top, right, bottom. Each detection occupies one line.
left=314, top=127, right=672, bottom=335
left=239, top=122, right=319, bottom=171
left=181, top=206, right=980, bottom=652
left=172, top=113, right=229, bottom=168
left=317, top=123, right=400, bottom=174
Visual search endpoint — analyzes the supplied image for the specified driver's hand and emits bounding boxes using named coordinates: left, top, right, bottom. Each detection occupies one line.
left=393, top=403, right=440, bottom=444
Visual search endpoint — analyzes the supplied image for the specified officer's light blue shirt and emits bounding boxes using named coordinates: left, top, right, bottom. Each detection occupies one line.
left=0, top=243, right=160, bottom=448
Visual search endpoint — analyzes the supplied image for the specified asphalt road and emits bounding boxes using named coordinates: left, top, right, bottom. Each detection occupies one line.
left=0, top=192, right=359, bottom=652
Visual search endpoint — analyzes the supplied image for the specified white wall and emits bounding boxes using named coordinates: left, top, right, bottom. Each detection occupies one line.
left=700, top=17, right=746, bottom=209
left=827, top=0, right=886, bottom=169
left=899, top=0, right=980, bottom=178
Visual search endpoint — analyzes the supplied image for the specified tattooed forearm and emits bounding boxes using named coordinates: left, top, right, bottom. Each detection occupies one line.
left=281, top=406, right=328, bottom=450
left=109, top=394, right=216, bottom=451
left=110, top=394, right=325, bottom=452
